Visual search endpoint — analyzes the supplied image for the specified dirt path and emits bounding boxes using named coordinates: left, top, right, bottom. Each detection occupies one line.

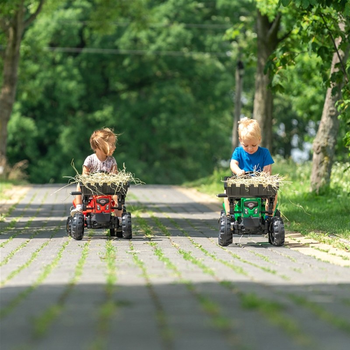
left=0, top=184, right=350, bottom=350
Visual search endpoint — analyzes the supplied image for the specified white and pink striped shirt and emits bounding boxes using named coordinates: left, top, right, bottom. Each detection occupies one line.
left=83, top=154, right=117, bottom=173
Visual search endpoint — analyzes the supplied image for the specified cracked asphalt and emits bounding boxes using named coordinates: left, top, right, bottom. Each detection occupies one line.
left=1, top=184, right=350, bottom=350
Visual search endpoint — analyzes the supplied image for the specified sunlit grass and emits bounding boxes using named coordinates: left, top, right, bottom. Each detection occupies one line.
left=0, top=180, right=28, bottom=199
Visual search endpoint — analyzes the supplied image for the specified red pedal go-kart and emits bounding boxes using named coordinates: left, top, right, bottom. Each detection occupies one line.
left=66, top=182, right=132, bottom=240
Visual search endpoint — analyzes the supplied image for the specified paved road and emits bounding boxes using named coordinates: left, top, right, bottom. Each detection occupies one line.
left=1, top=184, right=350, bottom=350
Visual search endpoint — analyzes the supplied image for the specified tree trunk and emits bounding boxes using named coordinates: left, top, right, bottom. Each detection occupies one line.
left=253, top=11, right=281, bottom=150
left=310, top=22, right=349, bottom=193
left=0, top=7, right=25, bottom=173
left=231, top=60, right=244, bottom=151
left=0, top=0, right=45, bottom=175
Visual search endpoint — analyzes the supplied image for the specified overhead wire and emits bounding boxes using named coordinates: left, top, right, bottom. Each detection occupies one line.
left=55, top=19, right=232, bottom=30
left=44, top=46, right=233, bottom=57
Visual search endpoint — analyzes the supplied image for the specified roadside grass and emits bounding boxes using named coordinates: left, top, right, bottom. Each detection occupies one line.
left=0, top=179, right=27, bottom=199
left=0, top=179, right=29, bottom=222
left=184, top=159, right=350, bottom=242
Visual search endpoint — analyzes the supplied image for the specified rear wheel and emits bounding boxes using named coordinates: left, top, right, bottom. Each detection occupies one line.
left=122, top=213, right=132, bottom=239
left=218, top=214, right=232, bottom=246
left=70, top=213, right=85, bottom=240
left=66, top=217, right=72, bottom=236
left=269, top=217, right=285, bottom=246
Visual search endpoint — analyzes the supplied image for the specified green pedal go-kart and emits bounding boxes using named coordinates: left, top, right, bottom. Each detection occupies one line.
left=217, top=173, right=285, bottom=247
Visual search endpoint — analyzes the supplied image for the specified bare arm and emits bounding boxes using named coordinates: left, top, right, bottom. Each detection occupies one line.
left=230, top=159, right=245, bottom=176
left=110, top=163, right=118, bottom=174
left=82, top=165, right=90, bottom=175
left=263, top=164, right=272, bottom=175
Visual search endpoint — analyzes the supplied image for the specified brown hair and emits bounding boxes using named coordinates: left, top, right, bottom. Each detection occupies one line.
left=90, top=128, right=117, bottom=155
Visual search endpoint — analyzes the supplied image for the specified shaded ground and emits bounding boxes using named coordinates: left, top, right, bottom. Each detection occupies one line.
left=0, top=184, right=350, bottom=350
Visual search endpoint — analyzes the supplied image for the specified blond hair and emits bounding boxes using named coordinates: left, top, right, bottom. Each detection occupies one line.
left=90, top=128, right=117, bottom=155
left=238, top=118, right=261, bottom=141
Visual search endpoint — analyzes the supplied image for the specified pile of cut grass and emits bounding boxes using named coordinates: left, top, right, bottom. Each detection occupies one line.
left=65, top=164, right=144, bottom=195
left=226, top=171, right=286, bottom=191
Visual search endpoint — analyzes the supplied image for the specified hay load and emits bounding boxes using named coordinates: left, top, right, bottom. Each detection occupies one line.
left=66, top=164, right=144, bottom=195
left=225, top=171, right=285, bottom=197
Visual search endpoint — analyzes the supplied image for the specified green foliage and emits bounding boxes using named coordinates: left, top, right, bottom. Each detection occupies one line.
left=274, top=0, right=350, bottom=156
left=3, top=0, right=350, bottom=184
left=6, top=0, right=247, bottom=184
left=7, top=108, right=39, bottom=166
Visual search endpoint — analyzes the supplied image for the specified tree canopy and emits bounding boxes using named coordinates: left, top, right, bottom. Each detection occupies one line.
left=1, top=0, right=349, bottom=185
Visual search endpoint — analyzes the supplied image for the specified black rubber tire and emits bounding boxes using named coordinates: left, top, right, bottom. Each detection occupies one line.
left=66, top=216, right=72, bottom=236
left=218, top=214, right=232, bottom=246
left=111, top=217, right=123, bottom=238
left=71, top=212, right=85, bottom=240
left=122, top=212, right=132, bottom=239
left=116, top=216, right=123, bottom=238
left=269, top=217, right=285, bottom=246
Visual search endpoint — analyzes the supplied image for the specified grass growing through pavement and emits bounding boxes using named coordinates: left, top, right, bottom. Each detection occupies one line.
left=0, top=235, right=70, bottom=319
left=135, top=213, right=312, bottom=347
left=289, top=294, right=350, bottom=334
left=33, top=237, right=91, bottom=338
left=134, top=215, right=242, bottom=347
left=89, top=239, right=118, bottom=350
left=128, top=240, right=174, bottom=348
left=184, top=159, right=350, bottom=241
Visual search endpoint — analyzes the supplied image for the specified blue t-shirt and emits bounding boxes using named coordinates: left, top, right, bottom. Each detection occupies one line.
left=231, top=146, right=274, bottom=172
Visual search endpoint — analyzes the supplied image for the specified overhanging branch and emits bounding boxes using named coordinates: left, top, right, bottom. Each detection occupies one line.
left=320, top=13, right=349, bottom=84
left=24, top=0, right=45, bottom=28
left=268, top=12, right=282, bottom=40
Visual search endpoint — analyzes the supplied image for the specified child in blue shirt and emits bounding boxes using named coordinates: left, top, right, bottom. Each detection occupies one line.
left=225, top=117, right=276, bottom=215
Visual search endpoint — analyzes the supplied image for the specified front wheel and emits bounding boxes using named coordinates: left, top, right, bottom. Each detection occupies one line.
left=70, top=213, right=85, bottom=240
left=218, top=214, right=232, bottom=246
left=269, top=217, right=285, bottom=246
